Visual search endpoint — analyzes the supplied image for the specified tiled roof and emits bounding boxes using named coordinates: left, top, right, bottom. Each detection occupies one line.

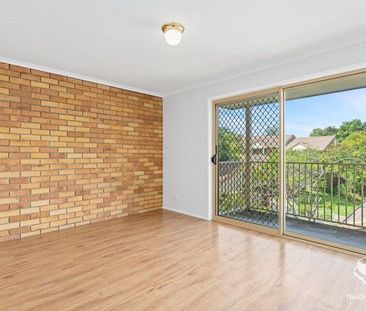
left=244, top=135, right=296, bottom=149
left=286, top=135, right=336, bottom=151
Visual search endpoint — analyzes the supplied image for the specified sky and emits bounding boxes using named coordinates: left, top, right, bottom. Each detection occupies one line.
left=285, top=88, right=366, bottom=137
left=218, top=87, right=366, bottom=137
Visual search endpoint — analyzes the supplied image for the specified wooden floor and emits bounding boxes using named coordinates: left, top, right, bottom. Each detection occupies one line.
left=1, top=210, right=366, bottom=311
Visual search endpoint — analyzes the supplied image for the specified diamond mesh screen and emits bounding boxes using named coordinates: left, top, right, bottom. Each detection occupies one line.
left=217, top=94, right=280, bottom=228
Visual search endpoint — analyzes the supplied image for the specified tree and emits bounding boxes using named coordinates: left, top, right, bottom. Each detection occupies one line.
left=336, top=131, right=366, bottom=161
left=218, top=127, right=244, bottom=161
left=286, top=149, right=322, bottom=162
left=309, top=119, right=366, bottom=142
left=310, top=126, right=338, bottom=137
left=336, top=119, right=366, bottom=141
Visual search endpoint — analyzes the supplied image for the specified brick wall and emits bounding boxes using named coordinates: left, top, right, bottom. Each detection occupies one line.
left=0, top=63, right=163, bottom=241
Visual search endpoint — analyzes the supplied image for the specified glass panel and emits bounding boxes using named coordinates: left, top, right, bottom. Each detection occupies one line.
left=285, top=72, right=366, bottom=251
left=217, top=93, right=280, bottom=229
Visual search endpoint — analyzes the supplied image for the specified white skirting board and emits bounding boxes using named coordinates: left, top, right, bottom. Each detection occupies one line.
left=163, top=206, right=210, bottom=221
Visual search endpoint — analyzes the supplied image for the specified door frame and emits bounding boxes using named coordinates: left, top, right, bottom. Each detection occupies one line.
left=211, top=87, right=282, bottom=237
left=211, top=67, right=366, bottom=256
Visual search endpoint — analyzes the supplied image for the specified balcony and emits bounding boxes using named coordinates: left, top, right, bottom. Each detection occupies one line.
left=218, top=161, right=366, bottom=250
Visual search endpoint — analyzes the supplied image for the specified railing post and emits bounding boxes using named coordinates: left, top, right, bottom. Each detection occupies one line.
left=362, top=165, right=364, bottom=228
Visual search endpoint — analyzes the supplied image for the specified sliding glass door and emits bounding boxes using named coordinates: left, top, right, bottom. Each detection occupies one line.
left=215, top=92, right=280, bottom=231
left=213, top=70, right=366, bottom=254
left=284, top=72, right=366, bottom=252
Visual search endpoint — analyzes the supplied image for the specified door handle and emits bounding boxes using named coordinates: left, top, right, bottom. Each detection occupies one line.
left=211, top=154, right=217, bottom=165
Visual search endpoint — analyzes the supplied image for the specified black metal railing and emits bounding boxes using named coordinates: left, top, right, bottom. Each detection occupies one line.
left=218, top=161, right=366, bottom=230
left=218, top=160, right=279, bottom=227
left=286, top=162, right=366, bottom=229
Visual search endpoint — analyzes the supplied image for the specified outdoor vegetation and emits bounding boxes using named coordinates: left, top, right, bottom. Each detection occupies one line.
left=287, top=119, right=366, bottom=223
left=218, top=119, right=366, bottom=227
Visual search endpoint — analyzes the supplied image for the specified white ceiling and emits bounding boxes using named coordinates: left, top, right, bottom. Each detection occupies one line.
left=1, top=0, right=366, bottom=96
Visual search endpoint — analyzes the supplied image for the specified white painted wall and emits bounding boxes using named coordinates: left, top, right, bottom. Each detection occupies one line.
left=163, top=41, right=366, bottom=220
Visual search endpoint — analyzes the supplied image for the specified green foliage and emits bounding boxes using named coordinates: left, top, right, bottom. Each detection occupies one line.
left=267, top=150, right=279, bottom=162
left=286, top=149, right=322, bottom=162
left=286, top=127, right=366, bottom=221
left=328, top=131, right=366, bottom=162
left=309, top=119, right=366, bottom=142
left=289, top=191, right=360, bottom=219
left=217, top=120, right=366, bottom=221
left=218, top=127, right=244, bottom=161
left=289, top=119, right=366, bottom=163
left=336, top=119, right=366, bottom=141
left=342, top=130, right=366, bottom=147
left=288, top=130, right=366, bottom=163
left=310, top=126, right=338, bottom=137
left=218, top=192, right=245, bottom=212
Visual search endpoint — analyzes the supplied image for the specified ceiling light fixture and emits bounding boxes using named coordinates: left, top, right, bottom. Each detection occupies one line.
left=162, top=22, right=185, bottom=46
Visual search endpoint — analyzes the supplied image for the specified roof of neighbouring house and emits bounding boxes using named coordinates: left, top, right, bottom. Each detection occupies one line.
left=286, top=135, right=336, bottom=151
left=246, top=134, right=296, bottom=149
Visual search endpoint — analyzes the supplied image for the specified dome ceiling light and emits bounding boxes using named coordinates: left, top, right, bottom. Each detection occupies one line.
left=161, top=22, right=185, bottom=46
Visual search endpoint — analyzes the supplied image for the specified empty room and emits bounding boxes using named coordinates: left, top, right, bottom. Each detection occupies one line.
left=1, top=1, right=366, bottom=310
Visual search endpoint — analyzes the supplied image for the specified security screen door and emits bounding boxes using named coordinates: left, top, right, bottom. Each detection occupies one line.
left=215, top=92, right=281, bottom=229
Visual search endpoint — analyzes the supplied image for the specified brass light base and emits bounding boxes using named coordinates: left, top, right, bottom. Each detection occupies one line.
left=161, top=22, right=185, bottom=34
